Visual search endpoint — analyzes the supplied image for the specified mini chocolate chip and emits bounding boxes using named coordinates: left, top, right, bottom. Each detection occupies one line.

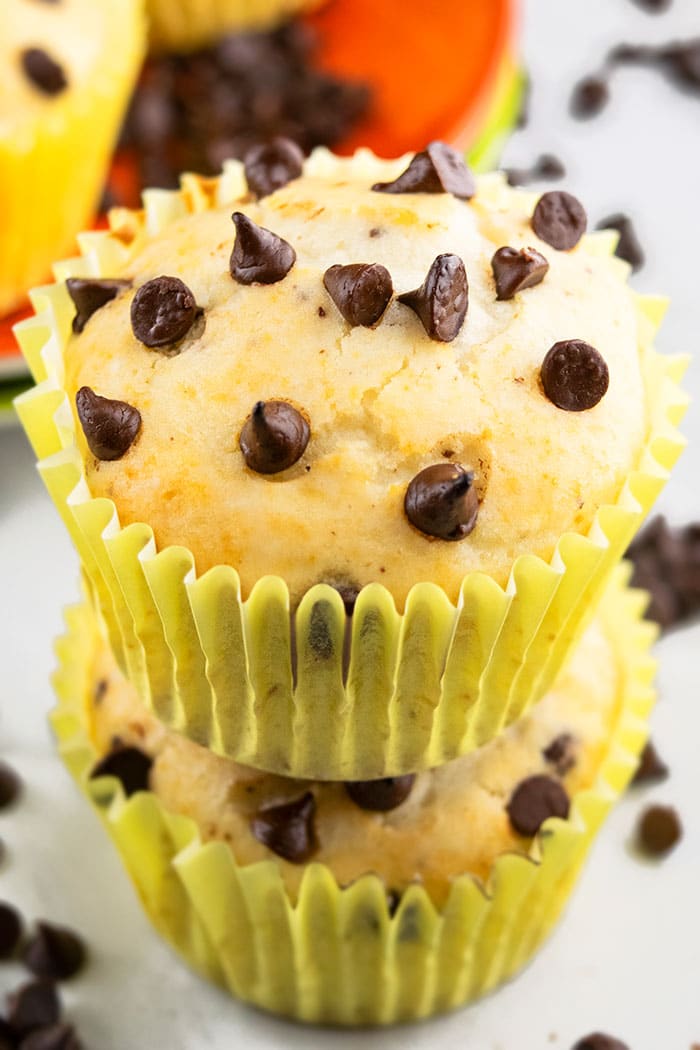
left=19, top=1023, right=82, bottom=1050
left=345, top=776, right=415, bottom=812
left=372, top=141, right=475, bottom=200
left=23, top=924, right=86, bottom=981
left=244, top=137, right=304, bottom=199
left=331, top=583, right=360, bottom=616
left=506, top=774, right=570, bottom=836
left=239, top=400, right=309, bottom=474
left=230, top=212, right=296, bottom=285
left=570, top=75, right=611, bottom=118
left=130, top=276, right=198, bottom=348
left=630, top=0, right=672, bottom=11
left=7, top=981, right=60, bottom=1035
left=21, top=48, right=67, bottom=96
left=540, top=339, right=609, bottom=412
left=323, top=263, right=393, bottom=326
left=0, top=761, right=22, bottom=809
left=251, top=792, right=317, bottom=863
left=0, top=1018, right=15, bottom=1050
left=0, top=902, right=23, bottom=959
left=491, top=246, right=549, bottom=300
left=596, top=213, right=645, bottom=272
left=572, top=1035, right=630, bottom=1050
left=75, top=387, right=141, bottom=461
left=505, top=153, right=567, bottom=187
left=637, top=804, right=682, bottom=856
left=632, top=740, right=669, bottom=785
left=89, top=747, right=152, bottom=797
left=398, top=254, right=468, bottom=341
left=66, top=278, right=131, bottom=334
left=532, top=190, right=587, bottom=250
left=405, top=463, right=478, bottom=541
left=542, top=733, right=577, bottom=776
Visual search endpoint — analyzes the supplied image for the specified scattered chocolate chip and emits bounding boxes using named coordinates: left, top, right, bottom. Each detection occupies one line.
left=542, top=733, right=577, bottom=776
left=230, top=212, right=296, bottom=285
left=130, top=275, right=199, bottom=348
left=19, top=1023, right=82, bottom=1050
left=570, top=75, right=611, bottom=118
left=66, top=278, right=131, bottom=334
left=0, top=762, right=22, bottom=810
left=491, top=246, right=549, bottom=300
left=21, top=48, right=67, bottom=96
left=345, top=776, right=415, bottom=812
left=239, top=400, right=309, bottom=474
left=532, top=191, right=587, bottom=250
left=505, top=153, right=566, bottom=187
left=506, top=774, right=570, bottom=836
left=398, top=254, right=468, bottom=342
left=632, top=740, right=669, bottom=785
left=89, top=747, right=152, bottom=797
left=0, top=902, right=23, bottom=959
left=118, top=23, right=370, bottom=198
left=323, top=263, right=393, bottom=327
left=596, top=213, right=645, bottom=272
left=0, top=1018, right=15, bottom=1050
left=572, top=1035, right=630, bottom=1050
left=404, top=463, right=478, bottom=541
left=317, top=306, right=326, bottom=318
left=251, top=792, right=317, bottom=863
left=540, top=340, right=609, bottom=412
left=75, top=387, right=141, bottom=461
left=368, top=227, right=383, bottom=238
left=7, top=981, right=60, bottom=1035
left=372, top=141, right=475, bottom=199
left=23, top=924, right=86, bottom=982
left=627, top=516, right=700, bottom=631
left=629, top=0, right=673, bottom=12
left=637, top=804, right=682, bottom=856
left=244, top=137, right=304, bottom=198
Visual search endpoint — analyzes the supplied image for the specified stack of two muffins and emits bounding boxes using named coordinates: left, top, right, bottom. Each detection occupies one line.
left=16, top=142, right=686, bottom=1024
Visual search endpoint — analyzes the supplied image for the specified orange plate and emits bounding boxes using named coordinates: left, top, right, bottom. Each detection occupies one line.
left=1, top=0, right=516, bottom=369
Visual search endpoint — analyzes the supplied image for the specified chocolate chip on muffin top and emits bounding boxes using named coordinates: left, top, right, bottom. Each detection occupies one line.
left=372, top=141, right=476, bottom=199
left=398, top=254, right=468, bottom=341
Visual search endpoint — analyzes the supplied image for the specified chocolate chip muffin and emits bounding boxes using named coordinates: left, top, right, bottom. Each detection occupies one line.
left=19, top=143, right=683, bottom=777
left=0, top=0, right=145, bottom=315
left=64, top=146, right=649, bottom=607
left=87, top=578, right=633, bottom=904
left=50, top=569, right=655, bottom=1023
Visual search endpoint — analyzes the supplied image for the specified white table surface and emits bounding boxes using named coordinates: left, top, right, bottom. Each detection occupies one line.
left=2, top=1, right=700, bottom=1046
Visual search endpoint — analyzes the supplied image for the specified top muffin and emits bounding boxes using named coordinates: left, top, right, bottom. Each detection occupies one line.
left=64, top=144, right=648, bottom=607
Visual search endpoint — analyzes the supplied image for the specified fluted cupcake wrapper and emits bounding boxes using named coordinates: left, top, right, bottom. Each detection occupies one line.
left=15, top=158, right=687, bottom=780
left=0, top=0, right=146, bottom=318
left=51, top=566, right=656, bottom=1025
left=146, top=0, right=325, bottom=52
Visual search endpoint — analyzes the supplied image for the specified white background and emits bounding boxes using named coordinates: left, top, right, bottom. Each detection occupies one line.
left=1, top=0, right=699, bottom=1046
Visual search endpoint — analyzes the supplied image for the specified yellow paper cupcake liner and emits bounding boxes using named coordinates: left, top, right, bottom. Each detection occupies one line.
left=14, top=160, right=687, bottom=779
left=146, top=0, right=325, bottom=53
left=51, top=566, right=656, bottom=1025
left=0, top=0, right=146, bottom=318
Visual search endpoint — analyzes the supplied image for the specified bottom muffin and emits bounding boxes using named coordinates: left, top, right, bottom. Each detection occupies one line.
left=52, top=566, right=655, bottom=1025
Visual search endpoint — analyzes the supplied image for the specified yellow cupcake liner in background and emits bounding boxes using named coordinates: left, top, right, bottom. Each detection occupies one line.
left=14, top=158, right=687, bottom=780
left=146, top=0, right=325, bottom=53
left=51, top=566, right=656, bottom=1025
left=0, top=0, right=146, bottom=319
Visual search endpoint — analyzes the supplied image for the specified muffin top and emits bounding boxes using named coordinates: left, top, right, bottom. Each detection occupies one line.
left=2, top=0, right=114, bottom=130
left=64, top=145, right=649, bottom=605
left=88, top=599, right=622, bottom=907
